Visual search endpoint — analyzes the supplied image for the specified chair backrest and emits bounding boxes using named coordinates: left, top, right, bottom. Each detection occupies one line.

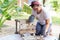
left=19, top=19, right=37, bottom=29
left=18, top=19, right=37, bottom=34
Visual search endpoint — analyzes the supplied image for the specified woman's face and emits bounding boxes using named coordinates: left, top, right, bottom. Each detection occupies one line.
left=33, top=5, right=42, bottom=12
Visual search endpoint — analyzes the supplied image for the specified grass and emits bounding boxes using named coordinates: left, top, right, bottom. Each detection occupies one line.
left=52, top=16, right=60, bottom=25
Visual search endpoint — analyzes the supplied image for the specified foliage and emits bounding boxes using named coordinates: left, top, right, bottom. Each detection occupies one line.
left=1, top=0, right=60, bottom=27
left=0, top=0, right=17, bottom=27
left=22, top=3, right=32, bottom=14
left=52, top=17, right=60, bottom=25
left=50, top=0, right=60, bottom=12
left=12, top=3, right=32, bottom=19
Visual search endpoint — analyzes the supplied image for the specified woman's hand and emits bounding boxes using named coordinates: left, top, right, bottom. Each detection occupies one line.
left=26, top=20, right=30, bottom=25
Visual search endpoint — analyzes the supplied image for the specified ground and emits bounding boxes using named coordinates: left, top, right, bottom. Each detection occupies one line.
left=0, top=20, right=60, bottom=38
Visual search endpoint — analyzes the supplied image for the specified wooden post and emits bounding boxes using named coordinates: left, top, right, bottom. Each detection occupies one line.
left=43, top=0, right=46, bottom=6
left=18, top=0, right=21, bottom=7
left=22, top=0, right=28, bottom=7
left=43, top=0, right=45, bottom=5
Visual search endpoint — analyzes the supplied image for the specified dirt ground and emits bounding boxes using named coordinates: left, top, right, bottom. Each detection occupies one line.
left=0, top=20, right=60, bottom=38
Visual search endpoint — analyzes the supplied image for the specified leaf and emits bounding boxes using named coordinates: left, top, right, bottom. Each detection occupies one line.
left=4, top=0, right=17, bottom=11
left=16, top=7, right=22, bottom=12
left=0, top=8, right=3, bottom=14
left=0, top=0, right=17, bottom=27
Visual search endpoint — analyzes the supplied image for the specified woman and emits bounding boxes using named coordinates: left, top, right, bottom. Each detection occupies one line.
left=27, top=1, right=52, bottom=37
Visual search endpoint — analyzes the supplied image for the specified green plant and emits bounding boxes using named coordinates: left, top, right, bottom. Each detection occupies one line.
left=51, top=0, right=60, bottom=12
left=0, top=0, right=32, bottom=27
left=52, top=17, right=60, bottom=25
left=12, top=3, right=32, bottom=19
left=22, top=3, right=32, bottom=14
left=0, top=0, right=17, bottom=27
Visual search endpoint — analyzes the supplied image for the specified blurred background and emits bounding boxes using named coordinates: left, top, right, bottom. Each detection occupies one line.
left=0, top=0, right=60, bottom=38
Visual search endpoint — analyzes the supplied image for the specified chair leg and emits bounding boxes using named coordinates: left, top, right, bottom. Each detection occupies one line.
left=59, top=34, right=60, bottom=40
left=15, top=20, right=18, bottom=34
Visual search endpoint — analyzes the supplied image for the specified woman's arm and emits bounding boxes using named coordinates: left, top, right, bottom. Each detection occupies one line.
left=26, top=15, right=35, bottom=24
left=45, top=18, right=50, bottom=33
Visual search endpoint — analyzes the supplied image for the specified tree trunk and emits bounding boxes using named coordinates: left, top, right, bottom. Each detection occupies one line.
left=43, top=0, right=46, bottom=5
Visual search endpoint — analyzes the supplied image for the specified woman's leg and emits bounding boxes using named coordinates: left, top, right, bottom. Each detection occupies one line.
left=40, top=25, right=46, bottom=36
left=40, top=24, right=52, bottom=37
left=35, top=22, right=41, bottom=36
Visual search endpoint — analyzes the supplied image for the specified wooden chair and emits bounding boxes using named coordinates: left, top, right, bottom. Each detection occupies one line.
left=15, top=19, right=36, bottom=35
